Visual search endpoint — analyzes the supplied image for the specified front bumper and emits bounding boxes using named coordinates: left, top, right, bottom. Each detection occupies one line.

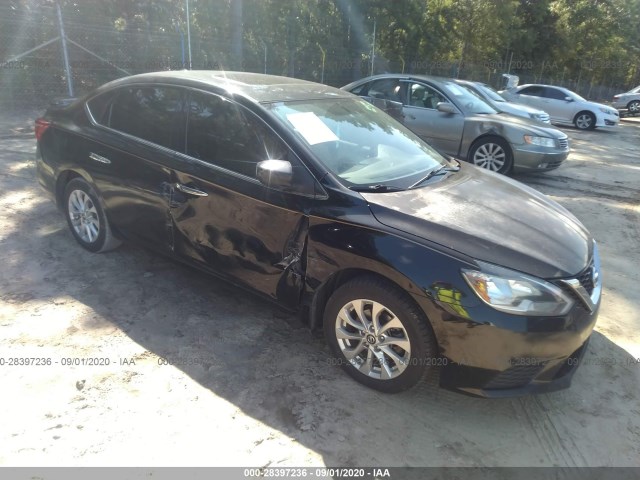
left=412, top=279, right=600, bottom=398
left=511, top=144, right=570, bottom=172
left=595, top=112, right=620, bottom=127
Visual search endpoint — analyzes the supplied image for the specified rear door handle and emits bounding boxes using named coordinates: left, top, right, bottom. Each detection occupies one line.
left=89, top=152, right=111, bottom=164
left=174, top=183, right=208, bottom=197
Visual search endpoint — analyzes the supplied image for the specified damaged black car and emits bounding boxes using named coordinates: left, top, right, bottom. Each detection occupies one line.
left=35, top=71, right=601, bottom=397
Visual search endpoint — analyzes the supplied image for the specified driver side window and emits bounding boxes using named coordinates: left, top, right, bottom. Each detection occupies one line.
left=186, top=91, right=317, bottom=196
left=407, top=83, right=446, bottom=109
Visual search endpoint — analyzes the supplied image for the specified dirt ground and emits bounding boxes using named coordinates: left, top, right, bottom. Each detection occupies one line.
left=0, top=112, right=639, bottom=469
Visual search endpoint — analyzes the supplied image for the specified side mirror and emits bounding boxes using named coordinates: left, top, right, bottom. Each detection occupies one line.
left=436, top=102, right=457, bottom=114
left=256, top=160, right=293, bottom=188
left=565, top=96, right=574, bottom=102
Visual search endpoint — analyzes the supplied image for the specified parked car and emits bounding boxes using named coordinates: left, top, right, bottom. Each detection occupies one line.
left=500, top=84, right=620, bottom=130
left=612, top=85, right=640, bottom=115
left=454, top=79, right=551, bottom=124
left=36, top=71, right=600, bottom=397
left=342, top=74, right=569, bottom=175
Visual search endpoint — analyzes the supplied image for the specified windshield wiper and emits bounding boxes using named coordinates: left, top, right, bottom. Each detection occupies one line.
left=409, top=164, right=460, bottom=189
left=349, top=184, right=405, bottom=193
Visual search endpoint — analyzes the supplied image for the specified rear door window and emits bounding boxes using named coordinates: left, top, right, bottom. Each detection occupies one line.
left=518, top=86, right=545, bottom=97
left=109, top=86, right=186, bottom=151
left=543, top=87, right=567, bottom=100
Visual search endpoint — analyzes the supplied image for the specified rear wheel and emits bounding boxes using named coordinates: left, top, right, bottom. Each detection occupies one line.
left=64, top=178, right=120, bottom=253
left=323, top=276, right=437, bottom=393
left=628, top=100, right=640, bottom=114
left=468, top=136, right=513, bottom=174
left=574, top=111, right=596, bottom=130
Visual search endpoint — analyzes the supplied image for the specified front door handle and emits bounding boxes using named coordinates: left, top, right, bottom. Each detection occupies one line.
left=174, top=183, right=208, bottom=197
left=89, top=152, right=111, bottom=164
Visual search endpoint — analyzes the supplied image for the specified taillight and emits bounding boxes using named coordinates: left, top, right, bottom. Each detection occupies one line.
left=35, top=118, right=51, bottom=141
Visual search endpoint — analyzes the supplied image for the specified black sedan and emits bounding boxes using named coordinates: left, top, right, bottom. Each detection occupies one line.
left=35, top=71, right=601, bottom=397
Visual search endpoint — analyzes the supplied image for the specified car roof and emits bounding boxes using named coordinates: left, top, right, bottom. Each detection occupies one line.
left=517, top=83, right=568, bottom=91
left=346, top=73, right=461, bottom=90
left=92, top=70, right=353, bottom=104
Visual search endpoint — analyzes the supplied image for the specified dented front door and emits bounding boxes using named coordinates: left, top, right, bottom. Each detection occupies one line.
left=167, top=159, right=309, bottom=308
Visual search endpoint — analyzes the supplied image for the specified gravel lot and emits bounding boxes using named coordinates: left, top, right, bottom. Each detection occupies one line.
left=1, top=113, right=639, bottom=468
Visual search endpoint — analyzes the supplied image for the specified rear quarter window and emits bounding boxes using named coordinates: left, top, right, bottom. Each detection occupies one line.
left=86, top=91, right=117, bottom=125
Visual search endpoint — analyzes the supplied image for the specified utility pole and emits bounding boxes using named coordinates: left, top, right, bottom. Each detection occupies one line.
left=185, top=0, right=192, bottom=69
left=56, top=2, right=74, bottom=97
left=370, top=19, right=376, bottom=76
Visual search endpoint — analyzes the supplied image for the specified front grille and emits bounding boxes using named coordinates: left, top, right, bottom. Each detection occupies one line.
left=577, top=260, right=595, bottom=294
left=538, top=114, right=551, bottom=123
left=485, top=363, right=546, bottom=389
left=605, top=119, right=616, bottom=125
left=557, top=138, right=569, bottom=149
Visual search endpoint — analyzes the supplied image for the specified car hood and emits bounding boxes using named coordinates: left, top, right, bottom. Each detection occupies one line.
left=361, top=165, right=591, bottom=279
left=466, top=113, right=567, bottom=138
left=495, top=101, right=546, bottom=117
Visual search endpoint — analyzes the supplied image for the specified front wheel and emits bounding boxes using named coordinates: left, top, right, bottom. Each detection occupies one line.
left=468, top=137, right=513, bottom=174
left=323, top=276, right=437, bottom=393
left=574, top=111, right=596, bottom=130
left=64, top=178, right=121, bottom=253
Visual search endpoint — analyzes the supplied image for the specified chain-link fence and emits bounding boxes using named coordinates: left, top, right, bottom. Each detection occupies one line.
left=1, top=3, right=638, bottom=114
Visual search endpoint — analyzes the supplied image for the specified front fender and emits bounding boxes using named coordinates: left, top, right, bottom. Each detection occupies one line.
left=305, top=215, right=484, bottom=343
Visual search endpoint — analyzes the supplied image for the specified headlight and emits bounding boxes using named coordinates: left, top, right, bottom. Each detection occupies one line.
left=523, top=135, right=556, bottom=148
left=599, top=107, right=615, bottom=115
left=461, top=263, right=575, bottom=316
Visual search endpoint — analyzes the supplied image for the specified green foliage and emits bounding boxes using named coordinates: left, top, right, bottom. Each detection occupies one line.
left=0, top=0, right=638, bottom=107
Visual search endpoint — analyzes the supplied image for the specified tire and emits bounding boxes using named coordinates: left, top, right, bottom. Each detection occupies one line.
left=628, top=100, right=640, bottom=115
left=323, top=276, right=437, bottom=393
left=574, top=111, right=596, bottom=130
left=468, top=136, right=513, bottom=174
left=63, top=178, right=121, bottom=253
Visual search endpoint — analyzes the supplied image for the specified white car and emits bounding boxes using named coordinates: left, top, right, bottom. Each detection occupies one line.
left=500, top=84, right=619, bottom=130
left=612, top=85, right=640, bottom=115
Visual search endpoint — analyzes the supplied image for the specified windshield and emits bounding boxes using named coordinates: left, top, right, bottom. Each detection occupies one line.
left=442, top=82, right=497, bottom=114
left=267, top=98, right=447, bottom=189
left=630, top=85, right=640, bottom=94
left=476, top=83, right=506, bottom=103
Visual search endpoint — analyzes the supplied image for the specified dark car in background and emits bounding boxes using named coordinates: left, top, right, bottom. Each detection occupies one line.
left=342, top=74, right=570, bottom=175
left=36, top=71, right=600, bottom=397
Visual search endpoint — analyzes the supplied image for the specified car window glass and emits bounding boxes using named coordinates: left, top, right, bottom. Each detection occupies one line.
left=544, top=87, right=566, bottom=100
left=109, top=86, right=185, bottom=151
left=519, top=86, right=545, bottom=97
left=268, top=98, right=447, bottom=190
left=366, top=79, right=402, bottom=103
left=349, top=83, right=367, bottom=95
left=407, top=82, right=446, bottom=109
left=186, top=91, right=316, bottom=195
left=442, top=82, right=496, bottom=114
left=86, top=91, right=117, bottom=125
left=477, top=84, right=506, bottom=103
